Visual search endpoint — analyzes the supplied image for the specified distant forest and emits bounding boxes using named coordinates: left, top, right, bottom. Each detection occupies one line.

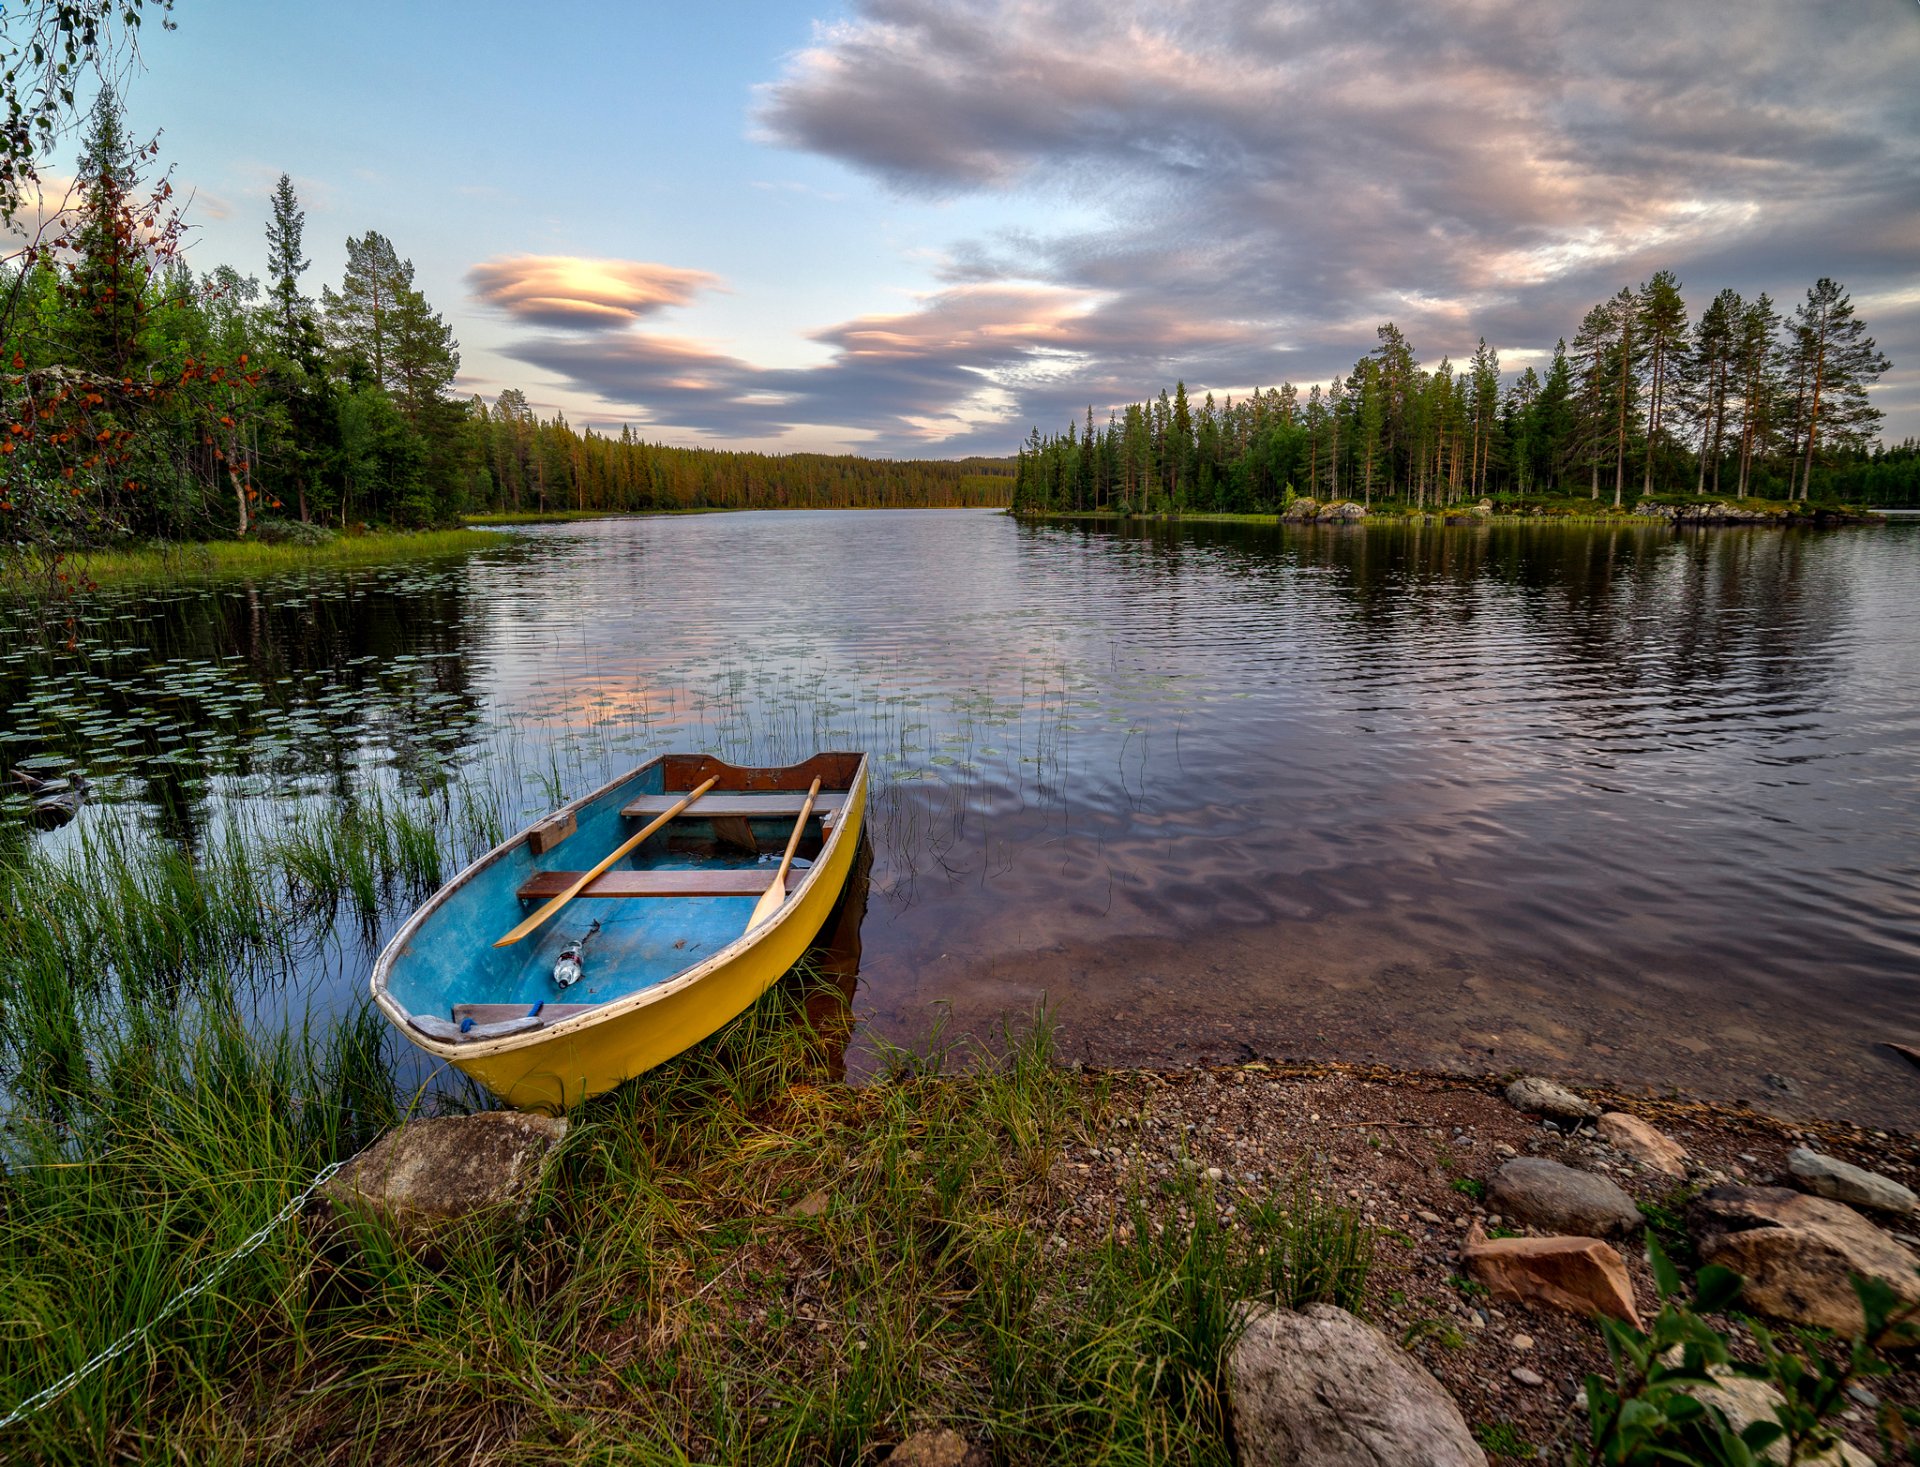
left=1012, top=273, right=1917, bottom=514
left=0, top=94, right=1011, bottom=553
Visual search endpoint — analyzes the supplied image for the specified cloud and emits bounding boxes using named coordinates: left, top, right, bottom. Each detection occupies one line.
left=750, top=0, right=1920, bottom=444
left=468, top=255, right=722, bottom=330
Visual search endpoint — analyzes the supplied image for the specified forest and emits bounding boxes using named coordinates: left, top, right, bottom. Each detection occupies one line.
left=0, top=94, right=1011, bottom=557
left=1010, top=275, right=1915, bottom=515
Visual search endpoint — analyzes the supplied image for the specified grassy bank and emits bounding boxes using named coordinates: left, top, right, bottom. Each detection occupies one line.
left=0, top=778, right=1366, bottom=1464
left=23, top=529, right=505, bottom=589
left=461, top=508, right=740, bottom=526
left=4, top=788, right=1915, bottom=1462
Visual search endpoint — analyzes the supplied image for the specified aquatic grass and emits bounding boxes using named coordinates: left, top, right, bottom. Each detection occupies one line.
left=52, top=529, right=506, bottom=588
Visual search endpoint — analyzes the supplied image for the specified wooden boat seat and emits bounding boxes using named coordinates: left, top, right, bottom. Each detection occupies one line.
left=619, top=791, right=847, bottom=820
left=453, top=1002, right=600, bottom=1025
left=410, top=1001, right=604, bottom=1044
left=514, top=868, right=785, bottom=901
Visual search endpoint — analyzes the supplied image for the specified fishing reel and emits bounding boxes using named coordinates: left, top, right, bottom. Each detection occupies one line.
left=552, top=918, right=601, bottom=990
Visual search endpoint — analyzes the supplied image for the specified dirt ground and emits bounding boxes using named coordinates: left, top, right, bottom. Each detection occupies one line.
left=1053, top=1060, right=1920, bottom=1463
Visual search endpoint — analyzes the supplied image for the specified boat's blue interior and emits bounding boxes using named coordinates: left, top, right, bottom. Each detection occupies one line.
left=385, top=763, right=806, bottom=1021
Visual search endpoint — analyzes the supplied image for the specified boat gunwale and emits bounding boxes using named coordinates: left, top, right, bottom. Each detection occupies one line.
left=369, top=752, right=867, bottom=1062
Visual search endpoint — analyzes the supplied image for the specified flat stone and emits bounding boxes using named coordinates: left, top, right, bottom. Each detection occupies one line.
left=1787, top=1147, right=1916, bottom=1216
left=320, top=1112, right=567, bottom=1241
left=1462, top=1225, right=1641, bottom=1325
left=1229, top=1303, right=1486, bottom=1466
left=1504, top=1077, right=1600, bottom=1125
left=1689, top=1185, right=1920, bottom=1333
left=886, top=1428, right=987, bottom=1467
left=788, top=1189, right=831, bottom=1217
left=1488, top=1158, right=1643, bottom=1238
left=1511, top=1366, right=1543, bottom=1387
left=1597, top=1113, right=1689, bottom=1177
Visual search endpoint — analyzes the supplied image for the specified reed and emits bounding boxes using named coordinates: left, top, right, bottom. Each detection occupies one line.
left=50, top=529, right=503, bottom=587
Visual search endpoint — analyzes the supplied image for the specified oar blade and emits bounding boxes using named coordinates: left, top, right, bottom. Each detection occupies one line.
left=746, top=876, right=785, bottom=932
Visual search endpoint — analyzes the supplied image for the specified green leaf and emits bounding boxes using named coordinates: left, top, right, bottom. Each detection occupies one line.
left=1739, top=1420, right=1785, bottom=1449
left=1649, top=1235, right=1681, bottom=1298
left=1694, top=1264, right=1744, bottom=1314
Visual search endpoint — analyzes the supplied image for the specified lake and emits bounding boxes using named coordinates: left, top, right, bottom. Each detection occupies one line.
left=5, top=510, right=1918, bottom=1127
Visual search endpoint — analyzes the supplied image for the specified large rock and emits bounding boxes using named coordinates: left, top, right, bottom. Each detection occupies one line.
left=1598, top=1113, right=1688, bottom=1177
left=1489, top=1158, right=1643, bottom=1238
left=1504, top=1076, right=1600, bottom=1125
left=1786, top=1148, right=1916, bottom=1216
left=1281, top=497, right=1320, bottom=521
left=1462, top=1225, right=1641, bottom=1325
left=320, top=1111, right=568, bottom=1240
left=1229, top=1303, right=1485, bottom=1466
left=1689, top=1185, right=1920, bottom=1333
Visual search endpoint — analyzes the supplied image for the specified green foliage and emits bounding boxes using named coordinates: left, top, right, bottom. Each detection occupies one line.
left=1475, top=1419, right=1537, bottom=1459
left=1011, top=275, right=1911, bottom=516
left=1577, top=1238, right=1920, bottom=1466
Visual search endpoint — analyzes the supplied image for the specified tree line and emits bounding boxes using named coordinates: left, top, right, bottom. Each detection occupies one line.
left=1011, top=271, right=1912, bottom=514
left=0, top=94, right=1011, bottom=556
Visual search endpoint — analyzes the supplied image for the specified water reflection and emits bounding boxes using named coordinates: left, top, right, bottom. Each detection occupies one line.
left=3, top=514, right=1916, bottom=1126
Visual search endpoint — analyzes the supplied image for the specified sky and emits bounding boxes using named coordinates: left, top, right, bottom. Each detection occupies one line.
left=64, top=0, right=1920, bottom=455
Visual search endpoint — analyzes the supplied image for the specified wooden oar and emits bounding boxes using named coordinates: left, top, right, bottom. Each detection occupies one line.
left=747, top=777, right=822, bottom=932
left=493, top=777, right=718, bottom=948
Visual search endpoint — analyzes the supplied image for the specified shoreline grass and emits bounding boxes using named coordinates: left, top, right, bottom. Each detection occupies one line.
left=461, top=508, right=742, bottom=526
left=34, top=528, right=507, bottom=588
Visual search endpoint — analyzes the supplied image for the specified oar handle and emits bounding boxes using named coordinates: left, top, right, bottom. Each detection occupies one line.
left=493, top=776, right=719, bottom=948
left=747, top=777, right=822, bottom=932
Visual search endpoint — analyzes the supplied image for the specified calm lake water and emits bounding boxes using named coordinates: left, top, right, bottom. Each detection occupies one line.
left=6, top=511, right=1919, bottom=1125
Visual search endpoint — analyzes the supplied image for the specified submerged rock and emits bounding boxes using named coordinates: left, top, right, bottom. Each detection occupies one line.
left=1504, top=1076, right=1600, bottom=1125
left=1229, top=1303, right=1485, bottom=1466
left=1597, top=1112, right=1689, bottom=1177
left=1786, top=1147, right=1916, bottom=1216
left=1689, top=1185, right=1920, bottom=1333
left=320, top=1111, right=568, bottom=1241
left=1489, top=1158, right=1643, bottom=1238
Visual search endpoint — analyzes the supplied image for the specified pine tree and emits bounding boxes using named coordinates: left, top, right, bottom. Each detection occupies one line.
left=1468, top=337, right=1501, bottom=496
left=1783, top=278, right=1890, bottom=499
left=387, top=278, right=459, bottom=429
left=1607, top=287, right=1639, bottom=507
left=1733, top=294, right=1780, bottom=498
left=1569, top=305, right=1617, bottom=500
left=1680, top=289, right=1740, bottom=496
left=1534, top=341, right=1575, bottom=490
left=322, top=231, right=408, bottom=385
left=1636, top=270, right=1688, bottom=494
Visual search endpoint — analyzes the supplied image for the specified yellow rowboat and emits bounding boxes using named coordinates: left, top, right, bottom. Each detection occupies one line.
left=371, top=752, right=868, bottom=1111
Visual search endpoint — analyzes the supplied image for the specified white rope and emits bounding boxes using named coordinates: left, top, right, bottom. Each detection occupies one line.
left=0, top=1159, right=345, bottom=1436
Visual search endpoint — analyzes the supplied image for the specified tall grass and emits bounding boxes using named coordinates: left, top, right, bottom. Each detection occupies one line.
left=0, top=734, right=1374, bottom=1461
left=54, top=528, right=503, bottom=586
left=1, top=951, right=1379, bottom=1463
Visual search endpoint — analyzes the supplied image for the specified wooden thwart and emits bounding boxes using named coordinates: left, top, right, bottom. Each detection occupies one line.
left=492, top=776, right=718, bottom=947
left=619, top=791, right=846, bottom=820
left=516, top=868, right=780, bottom=900
left=453, top=1002, right=600, bottom=1025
